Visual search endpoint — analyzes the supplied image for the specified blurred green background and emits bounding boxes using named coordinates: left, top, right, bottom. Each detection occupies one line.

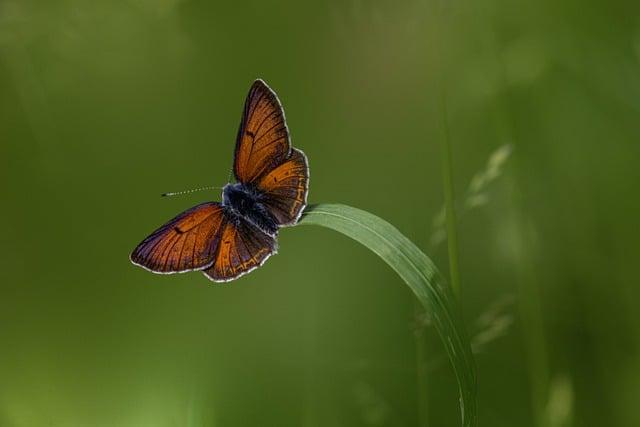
left=1, top=0, right=639, bottom=426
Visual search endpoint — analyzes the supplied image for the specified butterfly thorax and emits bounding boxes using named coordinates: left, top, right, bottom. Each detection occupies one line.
left=222, top=182, right=278, bottom=236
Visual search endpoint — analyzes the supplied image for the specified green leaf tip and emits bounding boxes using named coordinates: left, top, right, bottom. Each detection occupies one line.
left=298, top=203, right=477, bottom=427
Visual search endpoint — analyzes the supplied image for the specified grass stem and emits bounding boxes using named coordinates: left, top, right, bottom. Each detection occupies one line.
left=413, top=300, right=430, bottom=427
left=439, top=96, right=462, bottom=300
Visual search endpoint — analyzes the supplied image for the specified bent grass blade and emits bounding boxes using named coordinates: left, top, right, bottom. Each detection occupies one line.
left=298, top=204, right=477, bottom=427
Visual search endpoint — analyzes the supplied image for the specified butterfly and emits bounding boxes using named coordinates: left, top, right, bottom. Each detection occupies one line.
left=130, top=79, right=309, bottom=282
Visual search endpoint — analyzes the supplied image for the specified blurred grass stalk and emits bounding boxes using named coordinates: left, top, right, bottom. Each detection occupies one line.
left=510, top=188, right=551, bottom=427
left=413, top=301, right=430, bottom=427
left=485, top=21, right=553, bottom=426
left=412, top=87, right=462, bottom=427
left=438, top=96, right=462, bottom=301
left=411, top=89, right=462, bottom=427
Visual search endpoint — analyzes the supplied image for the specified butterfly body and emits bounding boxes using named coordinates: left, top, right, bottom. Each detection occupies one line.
left=131, top=79, right=309, bottom=282
left=222, top=182, right=279, bottom=236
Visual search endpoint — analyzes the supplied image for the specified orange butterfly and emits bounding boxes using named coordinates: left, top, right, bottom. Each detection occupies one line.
left=130, top=79, right=309, bottom=282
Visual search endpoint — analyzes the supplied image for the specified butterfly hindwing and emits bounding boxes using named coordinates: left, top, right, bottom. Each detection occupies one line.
left=234, top=79, right=291, bottom=184
left=203, top=215, right=277, bottom=282
left=257, top=148, right=309, bottom=226
left=130, top=202, right=225, bottom=273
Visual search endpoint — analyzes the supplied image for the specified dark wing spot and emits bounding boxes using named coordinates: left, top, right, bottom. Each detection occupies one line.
left=173, top=226, right=184, bottom=234
left=246, top=130, right=255, bottom=139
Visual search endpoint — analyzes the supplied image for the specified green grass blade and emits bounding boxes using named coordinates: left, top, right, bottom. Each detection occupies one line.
left=298, top=204, right=477, bottom=427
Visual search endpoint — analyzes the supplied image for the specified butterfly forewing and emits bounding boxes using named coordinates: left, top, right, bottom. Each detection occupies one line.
left=234, top=80, right=291, bottom=184
left=203, top=216, right=277, bottom=282
left=130, top=202, right=225, bottom=273
left=257, top=148, right=309, bottom=226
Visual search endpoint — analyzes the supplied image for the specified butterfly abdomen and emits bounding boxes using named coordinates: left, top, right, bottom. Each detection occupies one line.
left=222, top=183, right=278, bottom=236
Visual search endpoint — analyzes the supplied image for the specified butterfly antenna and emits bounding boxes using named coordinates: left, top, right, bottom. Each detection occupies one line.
left=161, top=185, right=223, bottom=198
